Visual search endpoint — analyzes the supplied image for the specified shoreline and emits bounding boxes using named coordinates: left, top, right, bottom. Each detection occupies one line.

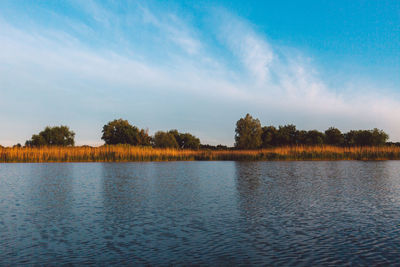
left=1, top=145, right=400, bottom=163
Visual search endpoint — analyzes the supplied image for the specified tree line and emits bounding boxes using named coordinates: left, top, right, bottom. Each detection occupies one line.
left=235, top=114, right=389, bottom=149
left=24, top=119, right=201, bottom=149
left=19, top=115, right=392, bottom=149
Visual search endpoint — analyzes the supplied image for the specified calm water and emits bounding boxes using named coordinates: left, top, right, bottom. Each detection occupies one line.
left=1, top=161, right=400, bottom=265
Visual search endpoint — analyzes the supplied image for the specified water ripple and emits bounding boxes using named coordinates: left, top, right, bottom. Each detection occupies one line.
left=1, top=161, right=400, bottom=265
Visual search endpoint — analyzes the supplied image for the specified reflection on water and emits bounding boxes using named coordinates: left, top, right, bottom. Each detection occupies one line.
left=1, top=161, right=400, bottom=265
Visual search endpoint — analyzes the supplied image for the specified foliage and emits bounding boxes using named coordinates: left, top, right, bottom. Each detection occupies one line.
left=276, top=124, right=298, bottom=146
left=325, top=127, right=344, bottom=146
left=169, top=130, right=200, bottom=150
left=101, top=119, right=151, bottom=146
left=153, top=130, right=200, bottom=149
left=242, top=114, right=389, bottom=148
left=386, top=142, right=400, bottom=146
left=235, top=114, right=263, bottom=149
left=303, top=130, right=325, bottom=145
left=344, top=129, right=388, bottom=146
left=370, top=128, right=389, bottom=146
left=25, top=126, right=75, bottom=147
left=261, top=126, right=278, bottom=148
left=19, top=115, right=390, bottom=150
left=153, top=131, right=179, bottom=148
left=138, top=129, right=152, bottom=146
left=200, top=144, right=230, bottom=150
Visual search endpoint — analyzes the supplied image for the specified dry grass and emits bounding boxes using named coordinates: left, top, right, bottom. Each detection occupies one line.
left=1, top=145, right=400, bottom=162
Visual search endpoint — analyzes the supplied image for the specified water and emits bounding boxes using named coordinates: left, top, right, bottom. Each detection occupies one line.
left=1, top=161, right=400, bottom=265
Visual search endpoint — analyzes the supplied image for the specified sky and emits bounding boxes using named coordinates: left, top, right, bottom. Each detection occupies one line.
left=0, top=0, right=399, bottom=146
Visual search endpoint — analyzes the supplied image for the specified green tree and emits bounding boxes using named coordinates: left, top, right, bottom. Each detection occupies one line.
left=352, top=129, right=388, bottom=146
left=276, top=124, right=297, bottom=146
left=344, top=130, right=357, bottom=146
left=178, top=133, right=200, bottom=149
left=371, top=128, right=388, bottom=146
left=168, top=130, right=181, bottom=146
left=153, top=131, right=179, bottom=148
left=343, top=129, right=388, bottom=146
left=101, top=119, right=150, bottom=145
left=325, top=127, right=344, bottom=146
left=25, top=126, right=75, bottom=147
left=304, top=130, right=325, bottom=145
left=168, top=129, right=200, bottom=149
left=138, top=129, right=152, bottom=146
left=235, top=114, right=262, bottom=149
left=354, top=130, right=373, bottom=146
left=261, top=126, right=277, bottom=148
left=296, top=130, right=308, bottom=145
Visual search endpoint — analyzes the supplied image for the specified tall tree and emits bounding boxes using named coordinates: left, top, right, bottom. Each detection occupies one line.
left=235, top=114, right=262, bottom=149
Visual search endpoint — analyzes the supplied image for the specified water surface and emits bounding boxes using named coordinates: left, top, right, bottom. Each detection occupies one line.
left=1, top=161, right=400, bottom=265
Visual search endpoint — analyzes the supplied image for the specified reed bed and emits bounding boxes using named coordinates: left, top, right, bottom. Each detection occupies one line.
left=1, top=145, right=400, bottom=163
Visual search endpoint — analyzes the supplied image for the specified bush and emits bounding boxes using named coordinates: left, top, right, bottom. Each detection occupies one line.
left=153, top=131, right=179, bottom=148
left=25, top=126, right=75, bottom=147
left=101, top=119, right=151, bottom=146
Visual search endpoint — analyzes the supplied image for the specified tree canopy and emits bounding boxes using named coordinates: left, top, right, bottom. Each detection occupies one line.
left=25, top=126, right=75, bottom=147
left=101, top=119, right=151, bottom=146
left=236, top=114, right=389, bottom=149
left=153, top=131, right=179, bottom=148
left=154, top=130, right=200, bottom=149
left=235, top=114, right=263, bottom=149
left=20, top=116, right=390, bottom=149
left=325, top=127, right=344, bottom=146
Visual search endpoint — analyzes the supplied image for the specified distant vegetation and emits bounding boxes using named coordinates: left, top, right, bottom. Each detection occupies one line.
left=102, top=119, right=200, bottom=149
left=0, top=115, right=399, bottom=162
left=25, top=126, right=75, bottom=147
left=235, top=114, right=389, bottom=149
left=20, top=115, right=392, bottom=150
left=153, top=130, right=200, bottom=150
left=101, top=119, right=151, bottom=146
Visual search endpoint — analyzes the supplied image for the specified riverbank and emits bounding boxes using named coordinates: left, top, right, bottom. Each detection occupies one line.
left=1, top=145, right=400, bottom=162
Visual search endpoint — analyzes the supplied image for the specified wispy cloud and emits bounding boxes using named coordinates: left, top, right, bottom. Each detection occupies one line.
left=215, top=12, right=400, bottom=137
left=0, top=2, right=399, bottom=146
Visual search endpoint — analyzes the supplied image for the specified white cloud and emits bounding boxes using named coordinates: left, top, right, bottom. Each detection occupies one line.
left=216, top=13, right=400, bottom=140
left=219, top=16, right=274, bottom=84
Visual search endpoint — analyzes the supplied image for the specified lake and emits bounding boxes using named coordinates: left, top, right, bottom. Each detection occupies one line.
left=1, top=161, right=400, bottom=265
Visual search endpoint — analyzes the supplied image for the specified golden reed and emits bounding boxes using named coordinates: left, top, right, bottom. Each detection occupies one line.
left=1, top=145, right=400, bottom=162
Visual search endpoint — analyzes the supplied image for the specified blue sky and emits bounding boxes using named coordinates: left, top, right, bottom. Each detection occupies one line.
left=0, top=0, right=399, bottom=146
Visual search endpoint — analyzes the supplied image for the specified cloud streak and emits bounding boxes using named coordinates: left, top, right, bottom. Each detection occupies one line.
left=0, top=2, right=399, bottom=146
